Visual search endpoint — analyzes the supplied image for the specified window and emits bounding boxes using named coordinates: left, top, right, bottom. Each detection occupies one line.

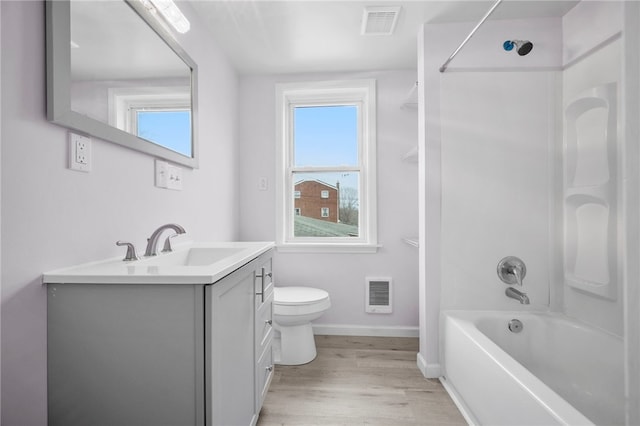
left=134, top=109, right=191, bottom=155
left=276, top=80, right=377, bottom=252
left=108, top=86, right=192, bottom=156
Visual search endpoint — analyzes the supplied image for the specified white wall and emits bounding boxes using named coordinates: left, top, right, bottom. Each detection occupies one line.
left=238, top=70, right=419, bottom=333
left=0, top=2, right=240, bottom=425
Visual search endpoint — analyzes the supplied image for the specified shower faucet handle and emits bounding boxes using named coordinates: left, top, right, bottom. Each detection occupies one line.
left=497, top=256, right=526, bottom=286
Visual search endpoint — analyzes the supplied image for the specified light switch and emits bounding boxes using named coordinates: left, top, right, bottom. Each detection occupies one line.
left=258, top=177, right=268, bottom=191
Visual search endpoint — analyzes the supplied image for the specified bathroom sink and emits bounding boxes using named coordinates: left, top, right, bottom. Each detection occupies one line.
left=141, top=247, right=245, bottom=267
left=42, top=241, right=275, bottom=285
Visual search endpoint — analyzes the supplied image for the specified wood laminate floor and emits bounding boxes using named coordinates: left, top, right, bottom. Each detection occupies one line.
left=257, top=335, right=467, bottom=426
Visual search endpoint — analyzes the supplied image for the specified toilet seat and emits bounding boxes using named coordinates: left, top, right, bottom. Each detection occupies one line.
left=274, top=286, right=329, bottom=305
left=273, top=287, right=331, bottom=316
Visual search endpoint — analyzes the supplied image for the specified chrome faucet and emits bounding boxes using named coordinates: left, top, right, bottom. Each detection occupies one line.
left=505, top=287, right=530, bottom=304
left=144, top=223, right=186, bottom=257
left=498, top=256, right=530, bottom=304
left=497, top=256, right=526, bottom=286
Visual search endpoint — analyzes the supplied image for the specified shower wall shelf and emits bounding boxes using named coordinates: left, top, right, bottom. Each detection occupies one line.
left=402, top=146, right=418, bottom=163
left=563, top=82, right=618, bottom=301
left=401, top=81, right=418, bottom=109
left=400, top=81, right=419, bottom=249
left=401, top=81, right=419, bottom=162
left=402, top=237, right=419, bottom=248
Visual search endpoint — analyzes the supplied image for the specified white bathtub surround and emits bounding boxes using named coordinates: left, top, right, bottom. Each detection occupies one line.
left=441, top=311, right=623, bottom=426
left=418, top=2, right=635, bottom=422
left=418, top=16, right=563, bottom=376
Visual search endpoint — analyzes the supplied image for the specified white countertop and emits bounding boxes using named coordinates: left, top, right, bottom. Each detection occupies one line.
left=42, top=241, right=275, bottom=285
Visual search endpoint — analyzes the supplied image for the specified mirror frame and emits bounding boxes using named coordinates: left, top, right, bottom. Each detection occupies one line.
left=45, top=0, right=199, bottom=168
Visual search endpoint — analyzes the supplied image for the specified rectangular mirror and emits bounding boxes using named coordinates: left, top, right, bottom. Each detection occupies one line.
left=46, top=0, right=199, bottom=168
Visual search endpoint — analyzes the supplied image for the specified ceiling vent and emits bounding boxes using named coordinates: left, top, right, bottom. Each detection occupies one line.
left=361, top=6, right=401, bottom=36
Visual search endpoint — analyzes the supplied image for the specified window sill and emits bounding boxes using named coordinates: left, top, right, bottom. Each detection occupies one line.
left=276, top=243, right=381, bottom=254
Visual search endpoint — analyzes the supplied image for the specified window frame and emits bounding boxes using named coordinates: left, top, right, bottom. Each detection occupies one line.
left=108, top=86, right=191, bottom=155
left=275, top=79, right=378, bottom=253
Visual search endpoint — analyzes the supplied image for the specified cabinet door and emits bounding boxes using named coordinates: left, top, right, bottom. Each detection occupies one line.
left=206, top=266, right=256, bottom=426
left=48, top=284, right=204, bottom=426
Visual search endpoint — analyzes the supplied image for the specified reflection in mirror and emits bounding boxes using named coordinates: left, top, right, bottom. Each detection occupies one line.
left=46, top=0, right=198, bottom=167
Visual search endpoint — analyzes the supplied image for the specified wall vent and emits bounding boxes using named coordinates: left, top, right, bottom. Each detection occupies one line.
left=365, top=277, right=392, bottom=313
left=361, top=7, right=401, bottom=36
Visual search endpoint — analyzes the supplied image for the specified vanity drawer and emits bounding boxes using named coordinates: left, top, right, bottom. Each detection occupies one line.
left=256, top=292, right=273, bottom=354
left=254, top=257, right=273, bottom=310
left=256, top=341, right=274, bottom=408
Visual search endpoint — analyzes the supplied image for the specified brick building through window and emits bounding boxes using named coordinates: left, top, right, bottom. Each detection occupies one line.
left=294, top=180, right=339, bottom=223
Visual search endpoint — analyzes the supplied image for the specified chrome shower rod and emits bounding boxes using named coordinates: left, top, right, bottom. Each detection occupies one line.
left=439, top=0, right=503, bottom=73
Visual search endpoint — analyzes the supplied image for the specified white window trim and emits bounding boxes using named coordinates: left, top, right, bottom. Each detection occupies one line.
left=321, top=207, right=330, bottom=217
left=108, top=86, right=191, bottom=134
left=321, top=190, right=329, bottom=199
left=275, top=79, right=378, bottom=253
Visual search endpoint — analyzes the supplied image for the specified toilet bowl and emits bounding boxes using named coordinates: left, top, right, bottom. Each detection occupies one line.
left=272, top=286, right=331, bottom=365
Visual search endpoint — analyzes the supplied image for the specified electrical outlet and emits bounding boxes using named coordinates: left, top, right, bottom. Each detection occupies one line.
left=69, top=133, right=91, bottom=172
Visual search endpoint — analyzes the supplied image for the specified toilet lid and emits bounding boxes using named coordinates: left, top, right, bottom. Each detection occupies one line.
left=274, top=286, right=329, bottom=306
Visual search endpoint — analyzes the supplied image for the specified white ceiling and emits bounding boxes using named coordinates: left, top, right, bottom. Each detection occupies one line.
left=188, top=0, right=579, bottom=75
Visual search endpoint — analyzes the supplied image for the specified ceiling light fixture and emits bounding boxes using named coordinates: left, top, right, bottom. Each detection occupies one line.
left=361, top=6, right=401, bottom=36
left=144, top=0, right=191, bottom=34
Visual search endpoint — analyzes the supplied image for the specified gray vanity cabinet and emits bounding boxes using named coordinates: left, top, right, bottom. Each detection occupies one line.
left=47, top=249, right=274, bottom=426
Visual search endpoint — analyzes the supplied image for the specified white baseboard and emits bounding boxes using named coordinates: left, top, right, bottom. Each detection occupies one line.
left=312, top=324, right=419, bottom=338
left=416, top=352, right=441, bottom=378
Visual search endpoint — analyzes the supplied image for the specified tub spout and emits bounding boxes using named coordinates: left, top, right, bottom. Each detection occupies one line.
left=505, top=287, right=530, bottom=304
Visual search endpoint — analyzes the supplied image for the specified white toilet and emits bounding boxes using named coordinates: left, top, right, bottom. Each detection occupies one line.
left=272, top=286, right=331, bottom=365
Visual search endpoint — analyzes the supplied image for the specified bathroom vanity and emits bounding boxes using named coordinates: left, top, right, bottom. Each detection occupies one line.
left=43, top=242, right=274, bottom=426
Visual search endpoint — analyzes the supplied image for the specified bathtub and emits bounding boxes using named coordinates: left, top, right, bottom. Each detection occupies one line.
left=441, top=311, right=624, bottom=426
